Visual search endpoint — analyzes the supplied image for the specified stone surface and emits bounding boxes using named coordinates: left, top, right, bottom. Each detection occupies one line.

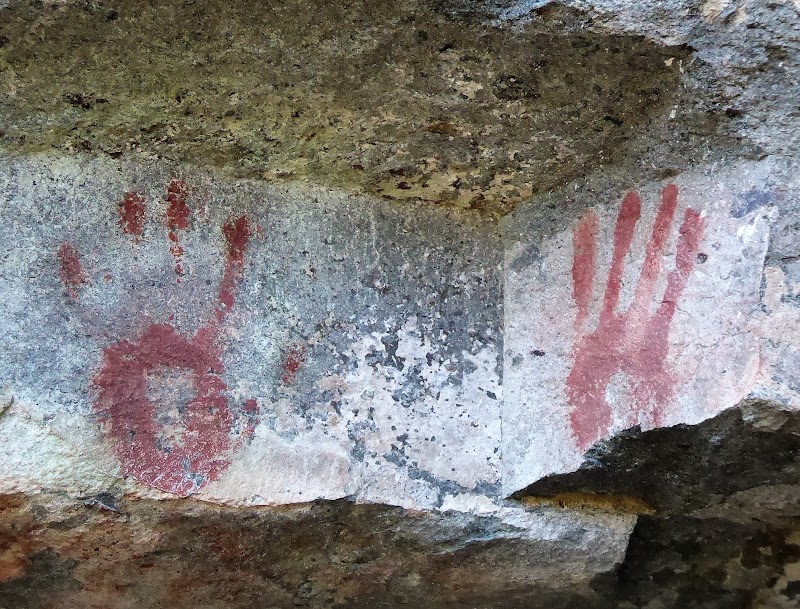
left=0, top=493, right=633, bottom=608
left=502, top=160, right=781, bottom=490
left=0, top=0, right=715, bottom=215
left=1, top=0, right=799, bottom=606
left=518, top=402, right=800, bottom=608
left=0, top=154, right=504, bottom=510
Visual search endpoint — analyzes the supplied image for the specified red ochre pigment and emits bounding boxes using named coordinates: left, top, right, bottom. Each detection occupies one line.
left=164, top=179, right=191, bottom=277
left=567, top=184, right=705, bottom=451
left=281, top=343, right=307, bottom=385
left=57, top=241, right=87, bottom=300
left=217, top=216, right=251, bottom=318
left=90, top=193, right=254, bottom=496
left=93, top=324, right=234, bottom=496
left=118, top=192, right=146, bottom=239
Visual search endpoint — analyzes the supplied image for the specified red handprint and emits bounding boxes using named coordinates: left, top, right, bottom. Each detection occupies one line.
left=567, top=184, right=705, bottom=451
left=58, top=180, right=257, bottom=496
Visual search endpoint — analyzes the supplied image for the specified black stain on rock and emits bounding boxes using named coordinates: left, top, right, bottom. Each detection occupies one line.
left=732, top=188, right=773, bottom=218
left=0, top=549, right=81, bottom=608
left=517, top=400, right=800, bottom=609
left=783, top=580, right=800, bottom=599
left=492, top=74, right=541, bottom=101
left=591, top=516, right=800, bottom=609
left=509, top=243, right=541, bottom=272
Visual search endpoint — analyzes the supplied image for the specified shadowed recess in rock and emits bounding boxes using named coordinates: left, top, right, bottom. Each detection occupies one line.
left=516, top=401, right=800, bottom=608
left=0, top=496, right=617, bottom=609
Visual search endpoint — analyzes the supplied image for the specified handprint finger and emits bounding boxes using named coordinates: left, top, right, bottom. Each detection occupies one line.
left=118, top=192, right=146, bottom=241
left=572, top=210, right=599, bottom=334
left=657, top=208, right=705, bottom=322
left=601, top=191, right=640, bottom=321
left=629, top=184, right=679, bottom=323
left=216, top=216, right=251, bottom=321
left=57, top=241, right=87, bottom=301
left=164, top=179, right=190, bottom=278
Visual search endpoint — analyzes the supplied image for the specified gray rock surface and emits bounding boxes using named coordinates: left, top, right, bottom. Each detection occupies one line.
left=0, top=0, right=799, bottom=607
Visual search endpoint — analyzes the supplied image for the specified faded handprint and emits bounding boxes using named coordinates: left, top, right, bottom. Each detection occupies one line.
left=57, top=180, right=257, bottom=496
left=567, top=184, right=705, bottom=451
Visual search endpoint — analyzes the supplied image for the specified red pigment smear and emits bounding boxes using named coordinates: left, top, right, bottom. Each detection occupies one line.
left=281, top=343, right=307, bottom=385
left=57, top=242, right=87, bottom=300
left=600, top=191, right=640, bottom=322
left=93, top=325, right=235, bottom=497
left=572, top=211, right=598, bottom=333
left=119, top=192, right=146, bottom=239
left=627, top=184, right=679, bottom=328
left=243, top=398, right=259, bottom=437
left=164, top=179, right=191, bottom=277
left=216, top=216, right=251, bottom=320
left=91, top=209, right=257, bottom=496
left=566, top=185, right=705, bottom=451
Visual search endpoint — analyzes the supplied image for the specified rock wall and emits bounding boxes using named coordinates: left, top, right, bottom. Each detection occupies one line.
left=1, top=156, right=505, bottom=509
left=1, top=0, right=799, bottom=607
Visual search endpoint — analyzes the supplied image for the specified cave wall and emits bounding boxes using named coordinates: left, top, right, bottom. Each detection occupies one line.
left=1, top=0, right=799, bottom=607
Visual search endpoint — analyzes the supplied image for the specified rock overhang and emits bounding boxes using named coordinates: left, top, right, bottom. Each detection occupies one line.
left=0, top=0, right=716, bottom=216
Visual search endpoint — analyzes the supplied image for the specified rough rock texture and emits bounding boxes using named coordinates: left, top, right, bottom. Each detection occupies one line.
left=0, top=0, right=718, bottom=214
left=1, top=155, right=507, bottom=509
left=1, top=0, right=799, bottom=607
left=0, top=494, right=634, bottom=608
left=519, top=402, right=800, bottom=608
left=501, top=157, right=799, bottom=490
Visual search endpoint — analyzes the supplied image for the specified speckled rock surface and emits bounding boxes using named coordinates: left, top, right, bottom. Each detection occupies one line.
left=1, top=0, right=799, bottom=607
left=0, top=0, right=722, bottom=215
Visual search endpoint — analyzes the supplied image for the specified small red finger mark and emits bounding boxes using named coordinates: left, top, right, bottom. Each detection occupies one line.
left=674, top=208, right=705, bottom=278
left=242, top=398, right=259, bottom=437
left=223, top=216, right=251, bottom=267
left=629, top=184, right=679, bottom=321
left=217, top=216, right=251, bottom=318
left=658, top=208, right=705, bottom=322
left=164, top=179, right=191, bottom=277
left=601, top=191, right=640, bottom=321
left=119, top=192, right=146, bottom=240
left=165, top=180, right=190, bottom=230
left=57, top=242, right=87, bottom=300
left=572, top=211, right=599, bottom=333
left=244, top=398, right=258, bottom=415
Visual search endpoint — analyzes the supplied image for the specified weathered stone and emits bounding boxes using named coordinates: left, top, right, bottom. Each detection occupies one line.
left=0, top=155, right=505, bottom=509
left=1, top=0, right=799, bottom=606
left=502, top=161, right=783, bottom=490
left=517, top=402, right=800, bottom=608
left=0, top=493, right=633, bottom=608
left=0, top=0, right=710, bottom=214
